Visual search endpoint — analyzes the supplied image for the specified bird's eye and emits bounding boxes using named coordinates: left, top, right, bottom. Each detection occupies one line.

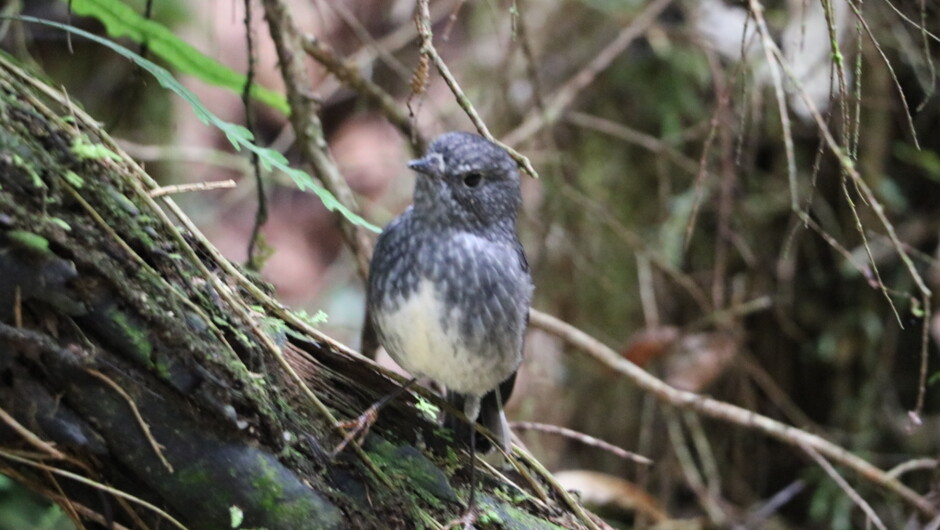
left=463, top=172, right=483, bottom=188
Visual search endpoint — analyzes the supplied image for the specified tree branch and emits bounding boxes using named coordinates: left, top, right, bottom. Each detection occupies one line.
left=528, top=309, right=939, bottom=518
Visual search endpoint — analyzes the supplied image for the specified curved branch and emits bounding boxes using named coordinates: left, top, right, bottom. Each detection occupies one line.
left=528, top=309, right=939, bottom=518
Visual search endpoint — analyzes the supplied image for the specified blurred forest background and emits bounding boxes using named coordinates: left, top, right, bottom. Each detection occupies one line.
left=1, top=0, right=939, bottom=528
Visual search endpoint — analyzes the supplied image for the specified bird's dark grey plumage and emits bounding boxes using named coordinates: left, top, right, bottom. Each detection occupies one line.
left=367, top=132, right=532, bottom=451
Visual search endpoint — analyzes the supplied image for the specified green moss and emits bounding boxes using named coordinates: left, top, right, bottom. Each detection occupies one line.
left=212, top=314, right=252, bottom=347
left=71, top=136, right=122, bottom=162
left=251, top=455, right=337, bottom=524
left=492, top=486, right=512, bottom=504
left=366, top=438, right=457, bottom=509
left=441, top=445, right=460, bottom=473
left=106, top=188, right=139, bottom=215
left=263, top=316, right=288, bottom=336
left=10, top=153, right=43, bottom=188
left=436, top=427, right=454, bottom=442
left=176, top=466, right=214, bottom=489
left=63, top=170, right=84, bottom=188
left=493, top=485, right=530, bottom=506
left=153, top=358, right=172, bottom=379
left=478, top=503, right=503, bottom=525
left=479, top=496, right=567, bottom=530
left=7, top=229, right=50, bottom=254
left=107, top=307, right=154, bottom=364
left=251, top=458, right=286, bottom=512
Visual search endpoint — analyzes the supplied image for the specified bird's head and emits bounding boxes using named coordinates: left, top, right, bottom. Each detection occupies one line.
left=409, top=132, right=522, bottom=233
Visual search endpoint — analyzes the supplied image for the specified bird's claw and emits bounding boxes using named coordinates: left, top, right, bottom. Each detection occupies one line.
left=443, top=507, right=476, bottom=530
left=331, top=405, right=379, bottom=456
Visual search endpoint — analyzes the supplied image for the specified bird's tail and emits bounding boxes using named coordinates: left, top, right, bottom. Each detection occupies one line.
left=445, top=373, right=516, bottom=453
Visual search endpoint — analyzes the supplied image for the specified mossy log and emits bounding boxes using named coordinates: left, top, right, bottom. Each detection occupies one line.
left=0, top=56, right=584, bottom=529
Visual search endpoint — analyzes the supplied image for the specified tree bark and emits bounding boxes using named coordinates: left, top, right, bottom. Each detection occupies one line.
left=0, top=56, right=582, bottom=529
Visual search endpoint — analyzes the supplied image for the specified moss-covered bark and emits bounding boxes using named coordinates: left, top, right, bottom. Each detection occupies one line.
left=0, top=56, right=582, bottom=529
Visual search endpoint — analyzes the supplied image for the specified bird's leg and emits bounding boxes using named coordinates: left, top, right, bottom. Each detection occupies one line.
left=445, top=396, right=481, bottom=529
left=465, top=414, right=478, bottom=530
left=332, top=377, right=418, bottom=456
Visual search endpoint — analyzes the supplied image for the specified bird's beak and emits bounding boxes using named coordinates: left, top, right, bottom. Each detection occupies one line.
left=407, top=153, right=444, bottom=176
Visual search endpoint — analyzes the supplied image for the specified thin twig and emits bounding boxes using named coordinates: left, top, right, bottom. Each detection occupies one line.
left=511, top=447, right=603, bottom=530
left=887, top=458, right=939, bottom=479
left=13, top=285, right=21, bottom=328
left=686, top=296, right=772, bottom=331
left=683, top=93, right=721, bottom=251
left=883, top=0, right=940, bottom=42
left=802, top=443, right=887, bottom=530
left=746, top=0, right=798, bottom=211
left=242, top=0, right=268, bottom=270
left=756, top=8, right=934, bottom=421
left=747, top=480, right=806, bottom=524
left=301, top=35, right=423, bottom=153
left=513, top=0, right=547, bottom=114
left=147, top=180, right=236, bottom=198
left=262, top=0, right=374, bottom=277
left=636, top=255, right=659, bottom=328
left=323, top=1, right=412, bottom=82
left=702, top=49, right=737, bottom=305
left=118, top=141, right=251, bottom=173
left=316, top=0, right=461, bottom=107
left=665, top=409, right=728, bottom=524
left=0, top=406, right=66, bottom=459
left=475, top=456, right=550, bottom=510
left=683, top=411, right=724, bottom=514
left=414, top=0, right=539, bottom=179
left=845, top=0, right=920, bottom=149
left=565, top=112, right=701, bottom=176
left=85, top=369, right=174, bottom=474
left=0, top=449, right=189, bottom=530
left=736, top=352, right=822, bottom=431
left=558, top=182, right=713, bottom=313
left=527, top=309, right=939, bottom=518
left=503, top=0, right=673, bottom=147
left=46, top=493, right=132, bottom=530
left=42, top=470, right=86, bottom=530
left=510, top=421, right=652, bottom=465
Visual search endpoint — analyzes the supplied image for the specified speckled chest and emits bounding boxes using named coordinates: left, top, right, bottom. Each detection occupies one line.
left=367, top=214, right=531, bottom=396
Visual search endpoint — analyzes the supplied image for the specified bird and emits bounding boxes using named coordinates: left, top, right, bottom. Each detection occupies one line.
left=366, top=131, right=532, bottom=520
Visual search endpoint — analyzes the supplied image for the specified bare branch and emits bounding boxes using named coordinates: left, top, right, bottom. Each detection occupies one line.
left=528, top=309, right=939, bottom=518
left=503, top=0, right=673, bottom=147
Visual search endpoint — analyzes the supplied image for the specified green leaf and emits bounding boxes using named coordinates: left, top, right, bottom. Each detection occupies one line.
left=11, top=15, right=379, bottom=233
left=295, top=309, right=328, bottom=327
left=229, top=505, right=244, bottom=528
left=66, top=0, right=289, bottom=115
left=49, top=217, right=72, bottom=231
left=7, top=230, right=50, bottom=253
left=414, top=396, right=439, bottom=421
left=895, top=142, right=940, bottom=182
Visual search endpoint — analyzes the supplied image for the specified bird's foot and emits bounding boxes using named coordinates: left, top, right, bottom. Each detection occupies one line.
left=331, top=405, right=379, bottom=456
left=443, top=507, right=477, bottom=530
left=331, top=378, right=418, bottom=457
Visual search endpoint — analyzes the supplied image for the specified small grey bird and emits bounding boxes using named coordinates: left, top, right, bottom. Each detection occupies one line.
left=367, top=131, right=532, bottom=456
